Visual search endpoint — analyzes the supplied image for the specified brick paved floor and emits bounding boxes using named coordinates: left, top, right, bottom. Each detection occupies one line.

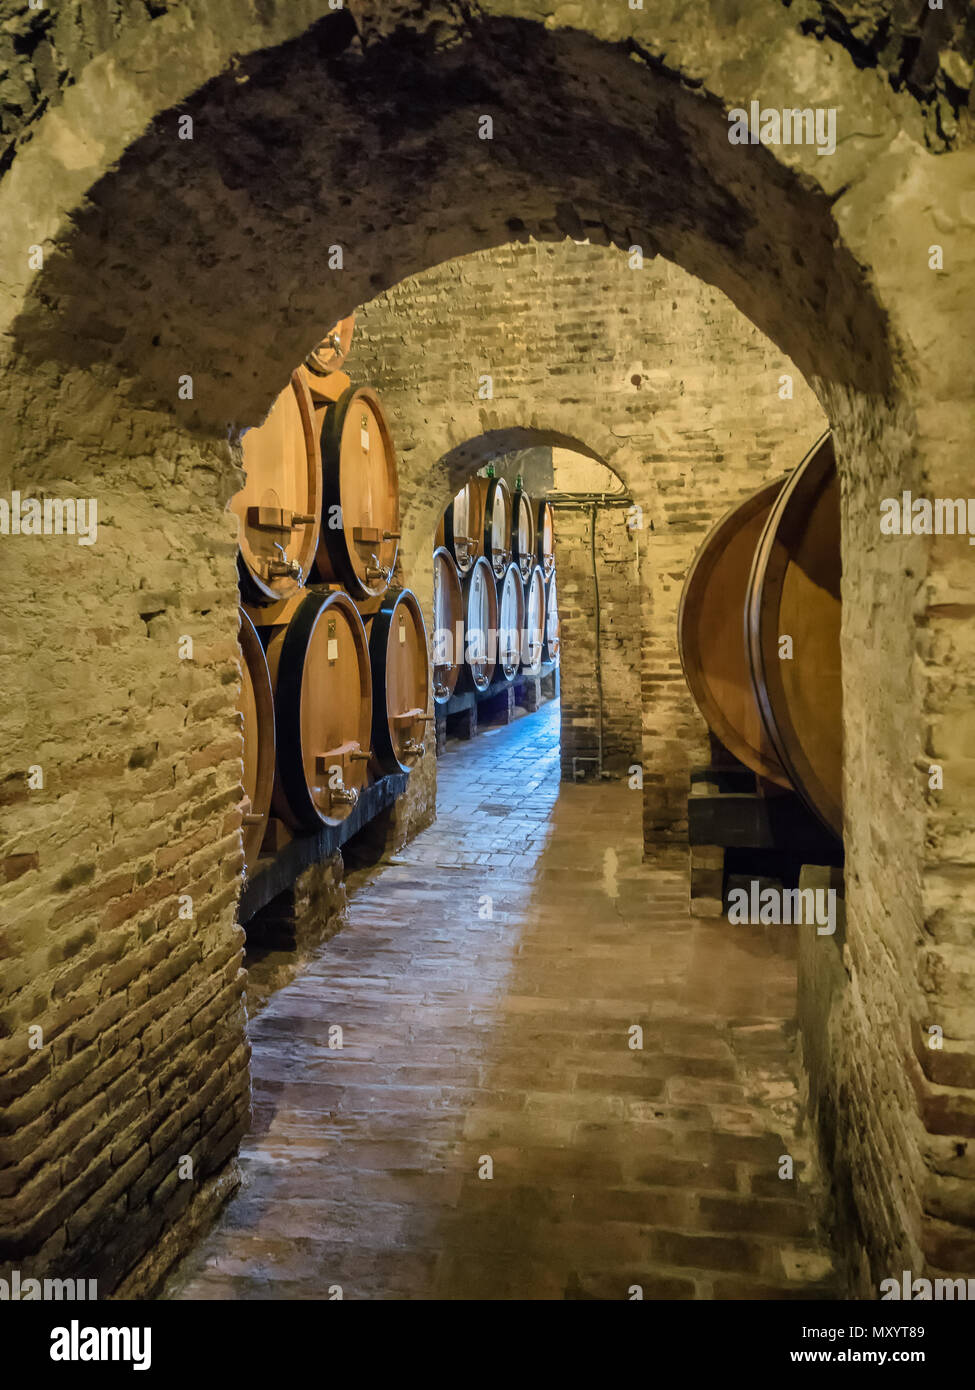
left=165, top=699, right=839, bottom=1300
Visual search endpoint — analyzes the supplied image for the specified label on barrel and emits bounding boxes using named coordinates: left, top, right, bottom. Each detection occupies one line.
left=327, top=618, right=338, bottom=663
left=360, top=415, right=370, bottom=453
left=398, top=615, right=406, bottom=644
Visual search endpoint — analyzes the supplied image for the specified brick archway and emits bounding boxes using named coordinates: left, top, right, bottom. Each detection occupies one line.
left=1, top=1, right=973, bottom=1298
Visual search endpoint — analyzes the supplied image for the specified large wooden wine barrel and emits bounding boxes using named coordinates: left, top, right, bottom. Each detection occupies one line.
left=460, top=555, right=499, bottom=692
left=363, top=587, right=431, bottom=775
left=536, top=499, right=555, bottom=578
left=264, top=591, right=373, bottom=830
left=305, top=314, right=355, bottom=376
left=522, top=566, right=545, bottom=675
left=511, top=483, right=536, bottom=581
left=433, top=545, right=464, bottom=703
left=542, top=570, right=561, bottom=664
left=313, top=385, right=400, bottom=601
left=478, top=474, right=513, bottom=579
left=496, top=562, right=526, bottom=684
left=437, top=483, right=484, bottom=575
left=231, top=371, right=322, bottom=604
left=677, top=477, right=792, bottom=787
left=746, top=434, right=841, bottom=836
left=238, top=608, right=275, bottom=874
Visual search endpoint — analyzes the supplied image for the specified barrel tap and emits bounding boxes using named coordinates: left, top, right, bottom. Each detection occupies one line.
left=365, top=551, right=392, bottom=584
left=268, top=542, right=304, bottom=583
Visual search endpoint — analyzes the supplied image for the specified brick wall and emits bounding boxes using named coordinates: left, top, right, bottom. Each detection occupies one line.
left=0, top=357, right=250, bottom=1291
left=0, top=0, right=972, bottom=1301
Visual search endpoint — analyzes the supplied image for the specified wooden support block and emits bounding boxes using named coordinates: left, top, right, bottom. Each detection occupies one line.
left=261, top=818, right=293, bottom=854
left=690, top=843, right=724, bottom=900
left=517, top=675, right=542, bottom=712
left=480, top=683, right=515, bottom=726
left=689, top=843, right=724, bottom=917
left=447, top=701, right=478, bottom=741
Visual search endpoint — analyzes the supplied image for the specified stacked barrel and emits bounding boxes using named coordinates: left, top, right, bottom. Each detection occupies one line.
left=433, top=468, right=559, bottom=708
left=230, top=316, right=431, bottom=875
left=677, top=433, right=842, bottom=837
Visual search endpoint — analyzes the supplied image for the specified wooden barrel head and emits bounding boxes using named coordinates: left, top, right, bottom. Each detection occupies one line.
left=496, top=562, right=526, bottom=683
left=677, top=477, right=791, bottom=787
left=536, top=499, right=555, bottom=578
left=512, top=487, right=536, bottom=581
left=264, top=590, right=372, bottom=830
left=482, top=476, right=513, bottom=579
left=433, top=545, right=464, bottom=703
left=443, top=482, right=484, bottom=574
left=542, top=570, right=561, bottom=664
left=460, top=555, right=499, bottom=692
left=313, top=385, right=400, bottom=600
left=232, top=372, right=322, bottom=604
left=238, top=608, right=275, bottom=874
left=366, top=588, right=430, bottom=775
left=305, top=314, right=355, bottom=375
left=746, top=434, right=842, bottom=836
left=522, top=565, right=545, bottom=675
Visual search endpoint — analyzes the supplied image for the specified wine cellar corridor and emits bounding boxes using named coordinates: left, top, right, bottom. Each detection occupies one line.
left=165, top=700, right=835, bottom=1302
left=1, top=0, right=974, bottom=1325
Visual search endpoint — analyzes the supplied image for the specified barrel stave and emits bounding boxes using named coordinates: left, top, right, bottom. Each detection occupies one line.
left=263, top=590, right=373, bottom=830
left=232, top=372, right=323, bottom=604
left=313, top=385, right=400, bottom=601
left=433, top=546, right=464, bottom=702
left=460, top=555, right=499, bottom=692
left=364, top=588, right=431, bottom=775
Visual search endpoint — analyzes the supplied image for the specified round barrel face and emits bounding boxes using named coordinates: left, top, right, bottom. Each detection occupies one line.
left=747, top=435, right=842, bottom=836
left=237, top=609, right=275, bottom=874
left=315, top=386, right=400, bottom=599
left=543, top=571, right=561, bottom=664
left=523, top=566, right=545, bottom=675
left=513, top=491, right=535, bottom=580
left=432, top=546, right=463, bottom=702
left=373, top=590, right=429, bottom=773
left=446, top=482, right=483, bottom=573
left=452, top=487, right=473, bottom=569
left=537, top=500, right=555, bottom=577
left=462, top=556, right=498, bottom=691
left=305, top=314, right=355, bottom=375
left=232, top=373, right=322, bottom=603
left=497, top=563, right=525, bottom=681
left=268, top=592, right=372, bottom=829
left=678, top=477, right=791, bottom=787
left=485, top=479, right=512, bottom=578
